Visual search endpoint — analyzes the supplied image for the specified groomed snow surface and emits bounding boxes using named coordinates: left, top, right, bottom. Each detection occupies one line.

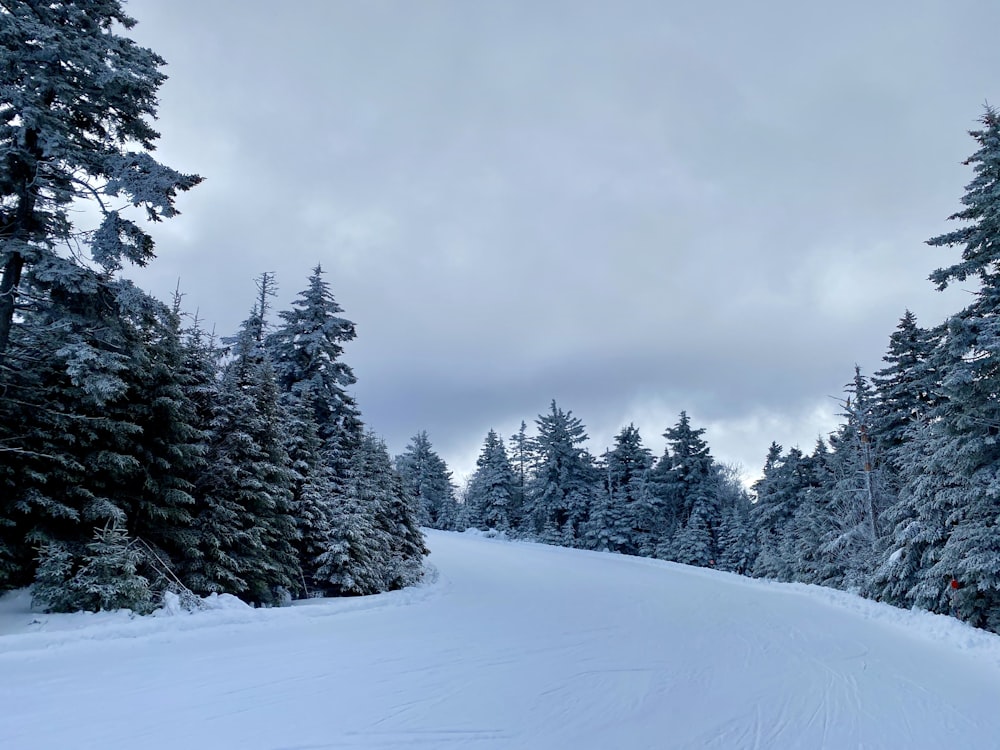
left=3, top=530, right=1000, bottom=749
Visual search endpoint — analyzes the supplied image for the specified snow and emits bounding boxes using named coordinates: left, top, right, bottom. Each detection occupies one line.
left=3, top=531, right=1000, bottom=749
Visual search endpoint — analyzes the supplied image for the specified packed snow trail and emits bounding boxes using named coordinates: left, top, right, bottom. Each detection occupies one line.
left=3, top=531, right=1000, bottom=749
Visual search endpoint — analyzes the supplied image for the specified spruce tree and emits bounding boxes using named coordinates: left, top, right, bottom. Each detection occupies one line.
left=465, top=430, right=517, bottom=531
left=751, top=444, right=812, bottom=580
left=267, top=265, right=362, bottom=466
left=871, top=311, right=939, bottom=475
left=395, top=431, right=458, bottom=530
left=651, top=412, right=722, bottom=565
left=524, top=401, right=597, bottom=546
left=887, top=107, right=1000, bottom=629
left=317, top=433, right=426, bottom=595
left=587, top=424, right=653, bottom=555
left=507, top=421, right=531, bottom=533
left=814, top=369, right=893, bottom=591
left=188, top=296, right=300, bottom=604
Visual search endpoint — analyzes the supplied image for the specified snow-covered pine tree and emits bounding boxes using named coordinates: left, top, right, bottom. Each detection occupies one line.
left=188, top=291, right=301, bottom=605
left=651, top=412, right=722, bottom=566
left=0, top=0, right=201, bottom=365
left=282, top=387, right=339, bottom=596
left=890, top=107, right=1000, bottom=629
left=113, top=289, right=205, bottom=582
left=813, top=369, right=893, bottom=592
left=0, top=272, right=161, bottom=590
left=267, top=265, right=362, bottom=469
left=750, top=444, right=812, bottom=581
left=524, top=401, right=597, bottom=546
left=586, top=424, right=653, bottom=555
left=317, top=433, right=426, bottom=595
left=465, top=430, right=517, bottom=532
left=395, top=431, right=458, bottom=530
left=714, top=463, right=756, bottom=574
left=868, top=317, right=947, bottom=609
left=371, top=438, right=427, bottom=591
left=33, top=521, right=154, bottom=614
left=507, top=421, right=531, bottom=533
left=871, top=311, right=940, bottom=477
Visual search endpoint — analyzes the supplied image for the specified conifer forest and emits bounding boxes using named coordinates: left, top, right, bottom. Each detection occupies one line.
left=3, top=0, right=1000, bottom=639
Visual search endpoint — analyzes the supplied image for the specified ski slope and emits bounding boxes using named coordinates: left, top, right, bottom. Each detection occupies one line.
left=3, top=530, right=1000, bottom=749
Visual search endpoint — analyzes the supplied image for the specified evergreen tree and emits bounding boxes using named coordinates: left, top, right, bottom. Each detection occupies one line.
left=395, top=431, right=458, bottom=529
left=188, top=296, right=300, bottom=604
left=507, top=421, right=531, bottom=533
left=33, top=521, right=154, bottom=614
left=0, top=0, right=201, bottom=364
left=465, top=430, right=517, bottom=531
left=751, top=444, right=812, bottom=580
left=814, top=369, right=893, bottom=591
left=524, top=401, right=597, bottom=545
left=282, top=387, right=338, bottom=596
left=714, top=463, right=756, bottom=574
left=587, top=424, right=653, bottom=554
left=871, top=311, right=939, bottom=475
left=651, top=412, right=722, bottom=565
left=0, top=274, right=162, bottom=589
left=267, top=265, right=362, bottom=464
left=317, top=433, right=425, bottom=595
left=885, top=107, right=1000, bottom=629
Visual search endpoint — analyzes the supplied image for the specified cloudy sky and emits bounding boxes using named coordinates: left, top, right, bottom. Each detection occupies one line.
left=122, top=0, right=998, bottom=483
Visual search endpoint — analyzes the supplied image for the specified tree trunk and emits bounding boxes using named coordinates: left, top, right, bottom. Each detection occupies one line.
left=0, top=251, right=24, bottom=369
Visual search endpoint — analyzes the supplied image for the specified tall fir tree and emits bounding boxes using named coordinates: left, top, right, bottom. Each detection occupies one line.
left=317, top=433, right=425, bottom=595
left=465, top=430, right=517, bottom=531
left=814, top=368, right=893, bottom=592
left=267, top=265, right=362, bottom=467
left=524, top=401, right=597, bottom=546
left=188, top=294, right=301, bottom=604
left=587, top=424, right=654, bottom=555
left=888, top=107, right=1000, bottom=629
left=751, top=444, right=813, bottom=581
left=651, top=412, right=722, bottom=565
left=507, top=421, right=531, bottom=533
left=395, top=431, right=458, bottom=530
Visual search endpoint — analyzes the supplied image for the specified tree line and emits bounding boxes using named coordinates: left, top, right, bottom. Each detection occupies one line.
left=0, top=2, right=425, bottom=612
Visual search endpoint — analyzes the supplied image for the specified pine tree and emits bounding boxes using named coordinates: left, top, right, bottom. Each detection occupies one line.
left=507, top=421, right=531, bottom=533
left=751, top=444, right=812, bottom=580
left=33, top=521, right=154, bottom=614
left=871, top=311, right=939, bottom=475
left=188, top=295, right=301, bottom=604
left=814, top=369, right=893, bottom=591
left=465, top=430, right=517, bottom=531
left=317, top=433, right=426, bottom=595
left=884, top=107, right=1000, bottom=629
left=267, top=265, right=362, bottom=464
left=0, top=0, right=201, bottom=364
left=395, top=431, right=458, bottom=530
left=651, top=412, right=722, bottom=565
left=0, top=274, right=163, bottom=589
left=587, top=424, right=653, bottom=555
left=714, top=463, right=756, bottom=574
left=282, top=387, right=338, bottom=596
left=524, top=401, right=597, bottom=546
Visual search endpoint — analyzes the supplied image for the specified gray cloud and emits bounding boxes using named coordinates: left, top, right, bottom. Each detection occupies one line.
left=125, top=0, right=999, bottom=480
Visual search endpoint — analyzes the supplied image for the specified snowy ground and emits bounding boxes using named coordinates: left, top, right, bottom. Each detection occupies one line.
left=3, top=531, right=1000, bottom=749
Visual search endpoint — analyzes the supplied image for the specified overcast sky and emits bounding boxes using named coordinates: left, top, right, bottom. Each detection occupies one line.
left=122, top=0, right=998, bottom=483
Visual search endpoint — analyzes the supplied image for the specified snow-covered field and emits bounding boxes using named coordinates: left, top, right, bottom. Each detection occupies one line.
left=3, top=530, right=1000, bottom=749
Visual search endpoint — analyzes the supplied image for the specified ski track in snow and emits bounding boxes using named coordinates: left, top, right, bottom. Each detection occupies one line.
left=3, top=530, right=1000, bottom=749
